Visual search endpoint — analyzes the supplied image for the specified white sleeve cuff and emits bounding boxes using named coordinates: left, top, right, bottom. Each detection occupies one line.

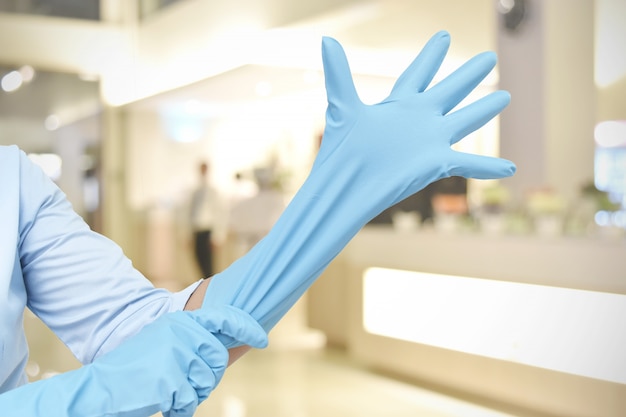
left=168, top=279, right=204, bottom=312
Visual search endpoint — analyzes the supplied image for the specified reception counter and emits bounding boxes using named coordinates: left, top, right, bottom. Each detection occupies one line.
left=307, top=226, right=626, bottom=417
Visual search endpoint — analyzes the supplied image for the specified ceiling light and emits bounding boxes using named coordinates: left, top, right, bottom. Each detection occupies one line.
left=45, top=115, right=61, bottom=131
left=1, top=70, right=23, bottom=92
left=19, top=65, right=35, bottom=83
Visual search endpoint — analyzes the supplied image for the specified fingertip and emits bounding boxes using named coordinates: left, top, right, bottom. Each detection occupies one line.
left=427, top=30, right=451, bottom=50
left=495, top=159, right=517, bottom=178
left=247, top=325, right=269, bottom=349
left=506, top=161, right=517, bottom=176
left=432, top=30, right=451, bottom=41
left=322, top=36, right=341, bottom=53
left=254, top=333, right=269, bottom=349
left=450, top=154, right=517, bottom=180
left=249, top=321, right=269, bottom=349
left=494, top=159, right=517, bottom=178
left=321, top=36, right=346, bottom=67
left=494, top=90, right=512, bottom=106
left=483, top=50, right=497, bottom=61
left=478, top=51, right=498, bottom=68
left=244, top=331, right=268, bottom=350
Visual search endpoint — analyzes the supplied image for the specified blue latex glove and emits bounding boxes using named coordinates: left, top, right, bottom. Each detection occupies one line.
left=0, top=306, right=267, bottom=417
left=202, top=31, right=516, bottom=346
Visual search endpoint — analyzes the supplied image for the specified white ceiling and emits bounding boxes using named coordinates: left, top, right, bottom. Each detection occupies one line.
left=0, top=0, right=497, bottom=153
left=128, top=0, right=496, bottom=113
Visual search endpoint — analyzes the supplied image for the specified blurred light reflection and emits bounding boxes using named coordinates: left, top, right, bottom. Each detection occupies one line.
left=1, top=70, right=22, bottom=92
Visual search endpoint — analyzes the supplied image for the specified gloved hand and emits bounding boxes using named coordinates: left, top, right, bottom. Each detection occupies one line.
left=0, top=306, right=267, bottom=417
left=202, top=31, right=516, bottom=346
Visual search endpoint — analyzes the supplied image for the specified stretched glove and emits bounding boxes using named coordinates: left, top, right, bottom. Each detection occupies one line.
left=202, top=31, right=516, bottom=346
left=0, top=306, right=267, bottom=417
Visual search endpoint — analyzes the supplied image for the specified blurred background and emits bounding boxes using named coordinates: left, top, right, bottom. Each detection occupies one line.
left=1, top=1, right=625, bottom=416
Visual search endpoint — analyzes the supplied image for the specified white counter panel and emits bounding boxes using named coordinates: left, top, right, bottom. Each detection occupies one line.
left=309, top=227, right=626, bottom=417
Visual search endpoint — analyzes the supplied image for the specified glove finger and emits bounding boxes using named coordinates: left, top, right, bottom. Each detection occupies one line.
left=191, top=305, right=268, bottom=349
left=186, top=349, right=222, bottom=402
left=447, top=90, right=511, bottom=145
left=322, top=36, right=361, bottom=123
left=387, top=30, right=450, bottom=99
left=427, top=51, right=498, bottom=115
left=164, top=387, right=198, bottom=417
left=448, top=152, right=517, bottom=179
left=166, top=380, right=200, bottom=417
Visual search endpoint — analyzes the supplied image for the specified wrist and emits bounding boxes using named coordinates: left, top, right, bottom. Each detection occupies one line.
left=184, top=277, right=252, bottom=365
left=184, top=278, right=210, bottom=311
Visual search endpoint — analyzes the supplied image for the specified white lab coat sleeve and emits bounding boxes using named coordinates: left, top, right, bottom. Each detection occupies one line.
left=15, top=146, right=201, bottom=364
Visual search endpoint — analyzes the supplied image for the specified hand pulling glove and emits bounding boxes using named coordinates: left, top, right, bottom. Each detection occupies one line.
left=0, top=306, right=267, bottom=417
left=202, top=31, right=516, bottom=346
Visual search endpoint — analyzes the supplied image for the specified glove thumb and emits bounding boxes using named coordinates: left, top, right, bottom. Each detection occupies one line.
left=190, top=305, right=268, bottom=349
left=322, top=36, right=361, bottom=126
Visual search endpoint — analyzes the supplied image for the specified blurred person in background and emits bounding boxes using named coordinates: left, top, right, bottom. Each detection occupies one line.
left=189, top=161, right=222, bottom=278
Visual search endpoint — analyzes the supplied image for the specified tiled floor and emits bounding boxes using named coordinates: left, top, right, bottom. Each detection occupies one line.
left=193, top=347, right=520, bottom=417
left=24, top=310, right=522, bottom=417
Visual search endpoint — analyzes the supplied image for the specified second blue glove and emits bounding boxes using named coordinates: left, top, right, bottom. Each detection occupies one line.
left=0, top=306, right=267, bottom=417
